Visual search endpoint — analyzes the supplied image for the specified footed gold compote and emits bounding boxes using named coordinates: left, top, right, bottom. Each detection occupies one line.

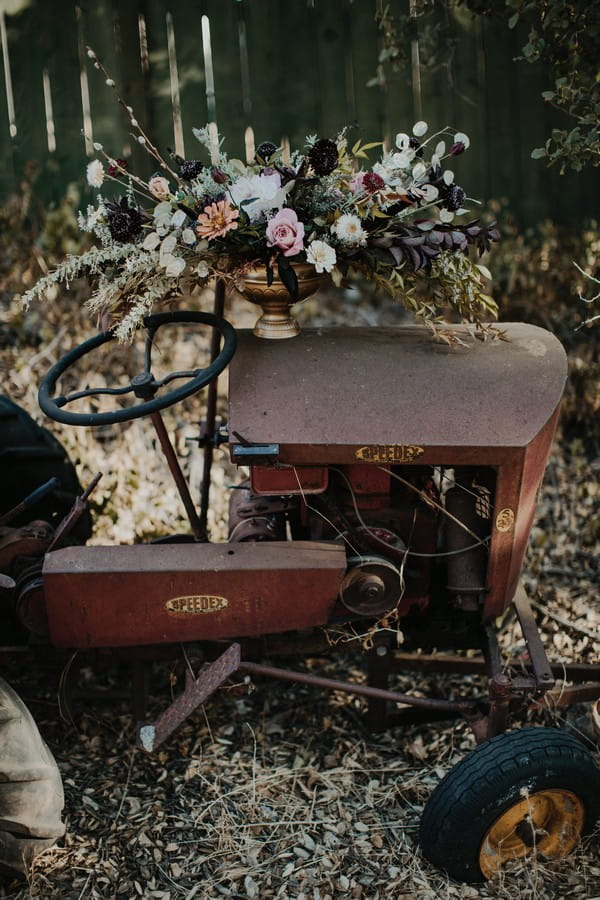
left=238, top=263, right=324, bottom=339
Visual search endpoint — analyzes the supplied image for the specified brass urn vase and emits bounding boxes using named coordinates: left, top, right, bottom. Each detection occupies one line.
left=238, top=263, right=324, bottom=339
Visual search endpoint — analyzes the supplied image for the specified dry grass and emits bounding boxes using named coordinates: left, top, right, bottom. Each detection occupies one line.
left=0, top=285, right=598, bottom=899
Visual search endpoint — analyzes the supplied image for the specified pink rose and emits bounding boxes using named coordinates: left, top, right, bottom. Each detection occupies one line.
left=148, top=176, right=171, bottom=200
left=266, top=208, right=305, bottom=257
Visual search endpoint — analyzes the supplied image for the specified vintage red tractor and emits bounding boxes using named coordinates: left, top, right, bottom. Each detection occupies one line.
left=1, top=304, right=599, bottom=883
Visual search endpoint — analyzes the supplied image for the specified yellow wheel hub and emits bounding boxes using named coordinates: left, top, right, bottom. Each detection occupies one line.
left=479, top=789, right=585, bottom=879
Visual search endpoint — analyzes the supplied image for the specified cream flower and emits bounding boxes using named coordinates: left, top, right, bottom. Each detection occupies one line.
left=148, top=176, right=171, bottom=200
left=306, top=240, right=336, bottom=273
left=86, top=160, right=105, bottom=188
left=331, top=213, right=367, bottom=247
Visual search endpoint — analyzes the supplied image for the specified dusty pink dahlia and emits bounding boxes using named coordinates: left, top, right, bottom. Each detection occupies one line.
left=196, top=200, right=239, bottom=240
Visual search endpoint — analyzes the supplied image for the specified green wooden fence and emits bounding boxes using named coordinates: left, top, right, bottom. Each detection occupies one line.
left=0, top=0, right=596, bottom=226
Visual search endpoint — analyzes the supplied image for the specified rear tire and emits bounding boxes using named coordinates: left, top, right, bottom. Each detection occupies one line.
left=419, top=727, right=600, bottom=883
left=0, top=394, right=91, bottom=543
left=0, top=678, right=65, bottom=877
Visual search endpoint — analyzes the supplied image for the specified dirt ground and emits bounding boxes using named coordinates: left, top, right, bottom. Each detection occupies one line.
left=0, top=285, right=598, bottom=899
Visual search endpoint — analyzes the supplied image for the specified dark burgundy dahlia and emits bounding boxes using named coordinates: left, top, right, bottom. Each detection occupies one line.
left=179, top=159, right=204, bottom=180
left=443, top=184, right=466, bottom=212
left=170, top=150, right=205, bottom=181
left=363, top=172, right=385, bottom=193
left=308, top=138, right=339, bottom=175
left=255, top=141, right=278, bottom=163
left=106, top=197, right=144, bottom=243
left=408, top=136, right=424, bottom=158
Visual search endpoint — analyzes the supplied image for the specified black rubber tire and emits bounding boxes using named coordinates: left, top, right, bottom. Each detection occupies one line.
left=0, top=395, right=91, bottom=542
left=419, top=727, right=600, bottom=883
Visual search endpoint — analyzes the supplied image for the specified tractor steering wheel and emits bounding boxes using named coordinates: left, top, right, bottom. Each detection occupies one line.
left=38, top=311, right=237, bottom=427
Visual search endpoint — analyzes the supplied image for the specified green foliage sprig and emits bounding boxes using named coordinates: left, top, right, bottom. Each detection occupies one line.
left=506, top=0, right=600, bottom=173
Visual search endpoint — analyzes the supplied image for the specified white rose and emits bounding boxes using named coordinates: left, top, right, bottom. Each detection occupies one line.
left=229, top=172, right=290, bottom=222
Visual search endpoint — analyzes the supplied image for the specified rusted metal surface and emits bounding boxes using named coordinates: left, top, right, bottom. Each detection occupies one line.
left=0, top=522, right=53, bottom=571
left=481, top=623, right=503, bottom=678
left=487, top=673, right=512, bottom=737
left=339, top=558, right=401, bottom=615
left=478, top=789, right=585, bottom=879
left=238, top=659, right=476, bottom=714
left=463, top=707, right=492, bottom=744
left=390, top=650, right=599, bottom=683
left=137, top=643, right=241, bottom=753
left=251, top=465, right=328, bottom=495
left=445, top=470, right=491, bottom=599
left=543, top=682, right=600, bottom=709
left=43, top=541, right=346, bottom=648
left=301, top=467, right=437, bottom=612
left=47, top=472, right=102, bottom=552
left=512, top=582, right=555, bottom=690
left=150, top=411, right=204, bottom=541
left=228, top=324, right=567, bottom=461
left=228, top=483, right=289, bottom=541
left=366, top=634, right=393, bottom=732
left=199, top=277, right=226, bottom=535
left=484, top=411, right=561, bottom=618
left=15, top=564, right=48, bottom=636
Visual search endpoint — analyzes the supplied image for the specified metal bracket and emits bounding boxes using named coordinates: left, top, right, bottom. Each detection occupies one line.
left=512, top=582, right=555, bottom=691
left=232, top=442, right=280, bottom=460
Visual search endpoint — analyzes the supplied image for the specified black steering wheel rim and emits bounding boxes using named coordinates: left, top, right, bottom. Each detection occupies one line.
left=38, top=311, right=237, bottom=426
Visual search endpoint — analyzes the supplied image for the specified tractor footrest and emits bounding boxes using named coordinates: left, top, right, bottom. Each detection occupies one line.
left=136, top=643, right=241, bottom=753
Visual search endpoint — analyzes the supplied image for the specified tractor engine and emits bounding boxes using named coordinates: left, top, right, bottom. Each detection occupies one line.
left=228, top=461, right=495, bottom=621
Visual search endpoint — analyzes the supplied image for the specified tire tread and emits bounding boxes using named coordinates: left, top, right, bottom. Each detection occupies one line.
left=419, top=727, right=600, bottom=883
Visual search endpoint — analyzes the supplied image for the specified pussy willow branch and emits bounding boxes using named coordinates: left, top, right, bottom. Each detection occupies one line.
left=86, top=46, right=183, bottom=186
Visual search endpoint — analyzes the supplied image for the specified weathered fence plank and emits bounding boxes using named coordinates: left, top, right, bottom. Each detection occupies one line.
left=0, top=0, right=596, bottom=226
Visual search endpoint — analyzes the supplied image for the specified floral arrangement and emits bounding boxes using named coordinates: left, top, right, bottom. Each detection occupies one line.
left=23, top=49, right=500, bottom=341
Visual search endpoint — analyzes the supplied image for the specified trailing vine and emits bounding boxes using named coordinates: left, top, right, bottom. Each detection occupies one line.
left=372, top=1, right=600, bottom=173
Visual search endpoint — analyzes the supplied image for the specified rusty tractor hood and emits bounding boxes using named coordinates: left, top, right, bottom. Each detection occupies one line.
left=228, top=323, right=567, bottom=464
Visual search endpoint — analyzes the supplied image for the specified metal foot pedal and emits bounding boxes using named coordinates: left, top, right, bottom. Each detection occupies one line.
left=136, top=642, right=241, bottom=753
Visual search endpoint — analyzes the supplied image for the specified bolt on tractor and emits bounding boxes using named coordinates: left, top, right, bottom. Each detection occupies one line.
left=1, top=293, right=599, bottom=883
